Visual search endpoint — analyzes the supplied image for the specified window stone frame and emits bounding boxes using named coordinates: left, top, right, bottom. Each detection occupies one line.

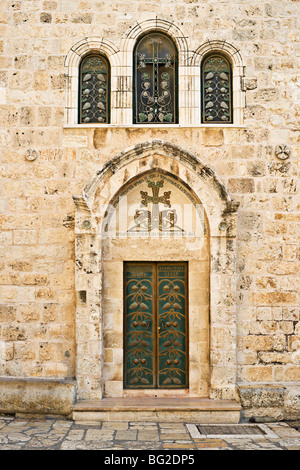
left=64, top=21, right=246, bottom=127
left=191, top=40, right=245, bottom=126
left=64, top=38, right=120, bottom=126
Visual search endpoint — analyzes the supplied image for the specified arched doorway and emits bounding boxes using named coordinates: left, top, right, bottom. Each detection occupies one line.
left=72, top=140, right=239, bottom=403
left=101, top=169, right=210, bottom=397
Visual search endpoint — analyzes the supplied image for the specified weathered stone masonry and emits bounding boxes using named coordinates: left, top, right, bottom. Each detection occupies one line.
left=0, top=1, right=299, bottom=420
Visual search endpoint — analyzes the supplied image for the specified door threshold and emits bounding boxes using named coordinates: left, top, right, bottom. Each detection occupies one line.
left=72, top=397, right=241, bottom=423
left=73, top=397, right=241, bottom=411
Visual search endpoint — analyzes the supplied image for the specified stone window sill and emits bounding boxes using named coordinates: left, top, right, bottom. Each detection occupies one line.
left=63, top=124, right=246, bottom=129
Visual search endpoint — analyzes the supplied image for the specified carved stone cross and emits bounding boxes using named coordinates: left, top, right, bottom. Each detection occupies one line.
left=140, top=180, right=171, bottom=207
left=141, top=180, right=171, bottom=230
left=127, top=180, right=177, bottom=232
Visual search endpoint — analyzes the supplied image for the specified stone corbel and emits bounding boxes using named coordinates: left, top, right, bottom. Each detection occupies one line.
left=224, top=200, right=240, bottom=214
left=73, top=194, right=95, bottom=234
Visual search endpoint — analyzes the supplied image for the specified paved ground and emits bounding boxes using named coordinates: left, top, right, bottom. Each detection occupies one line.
left=0, top=416, right=300, bottom=451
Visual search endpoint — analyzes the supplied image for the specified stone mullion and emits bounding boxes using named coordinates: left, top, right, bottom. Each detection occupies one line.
left=110, top=64, right=120, bottom=124
left=178, top=65, right=201, bottom=126
left=113, top=71, right=133, bottom=125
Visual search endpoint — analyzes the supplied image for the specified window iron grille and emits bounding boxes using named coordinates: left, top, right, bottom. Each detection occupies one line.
left=202, top=54, right=232, bottom=124
left=79, top=55, right=110, bottom=124
left=134, top=34, right=178, bottom=124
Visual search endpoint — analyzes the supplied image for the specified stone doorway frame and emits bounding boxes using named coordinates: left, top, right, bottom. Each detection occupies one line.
left=102, top=167, right=211, bottom=399
left=72, top=140, right=240, bottom=402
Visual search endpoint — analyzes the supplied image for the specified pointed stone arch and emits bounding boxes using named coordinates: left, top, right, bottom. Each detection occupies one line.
left=77, top=140, right=237, bottom=235
left=73, top=140, right=239, bottom=402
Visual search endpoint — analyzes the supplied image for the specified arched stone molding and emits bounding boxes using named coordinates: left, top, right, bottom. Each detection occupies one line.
left=64, top=37, right=120, bottom=125
left=80, top=140, right=237, bottom=235
left=191, top=40, right=244, bottom=68
left=121, top=17, right=189, bottom=65
left=73, top=140, right=240, bottom=401
left=191, top=40, right=245, bottom=126
left=120, top=18, right=193, bottom=125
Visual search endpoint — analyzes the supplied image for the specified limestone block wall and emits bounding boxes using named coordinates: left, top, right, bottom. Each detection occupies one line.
left=0, top=0, right=299, bottom=417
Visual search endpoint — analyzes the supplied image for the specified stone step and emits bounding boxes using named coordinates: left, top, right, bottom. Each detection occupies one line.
left=72, top=397, right=241, bottom=423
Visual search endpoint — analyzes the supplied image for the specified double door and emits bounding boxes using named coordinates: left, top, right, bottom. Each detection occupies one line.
left=124, top=262, right=188, bottom=389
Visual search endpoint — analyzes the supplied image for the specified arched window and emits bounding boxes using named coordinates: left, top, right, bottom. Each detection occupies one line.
left=201, top=54, right=232, bottom=124
left=79, top=54, right=110, bottom=123
left=133, top=33, right=178, bottom=124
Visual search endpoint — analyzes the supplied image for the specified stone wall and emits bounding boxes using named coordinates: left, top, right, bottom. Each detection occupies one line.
left=0, top=0, right=299, bottom=418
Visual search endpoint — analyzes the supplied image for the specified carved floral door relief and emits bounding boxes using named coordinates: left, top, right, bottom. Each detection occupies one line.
left=124, top=262, right=188, bottom=389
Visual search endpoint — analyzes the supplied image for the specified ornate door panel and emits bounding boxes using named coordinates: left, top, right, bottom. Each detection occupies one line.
left=124, top=262, right=188, bottom=389
left=124, top=263, right=155, bottom=388
left=157, top=264, right=188, bottom=387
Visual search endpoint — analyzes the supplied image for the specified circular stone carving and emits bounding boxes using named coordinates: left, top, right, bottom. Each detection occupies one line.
left=25, top=149, right=39, bottom=161
left=275, top=144, right=291, bottom=160
left=82, top=220, right=91, bottom=229
left=219, top=221, right=228, bottom=231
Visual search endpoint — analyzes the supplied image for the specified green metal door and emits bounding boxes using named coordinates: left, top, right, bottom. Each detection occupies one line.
left=157, top=263, right=188, bottom=387
left=124, top=262, right=188, bottom=389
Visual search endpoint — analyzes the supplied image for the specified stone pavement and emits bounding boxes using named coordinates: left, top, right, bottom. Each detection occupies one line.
left=0, top=416, right=300, bottom=451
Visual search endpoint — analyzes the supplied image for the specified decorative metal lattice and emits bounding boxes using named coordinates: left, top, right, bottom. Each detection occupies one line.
left=202, top=55, right=232, bottom=123
left=134, top=34, right=177, bottom=124
left=79, top=55, right=109, bottom=123
left=124, top=262, right=188, bottom=389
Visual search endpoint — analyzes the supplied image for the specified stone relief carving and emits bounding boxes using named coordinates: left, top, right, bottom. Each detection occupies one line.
left=82, top=220, right=92, bottom=229
left=25, top=149, right=39, bottom=161
left=275, top=144, right=291, bottom=160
